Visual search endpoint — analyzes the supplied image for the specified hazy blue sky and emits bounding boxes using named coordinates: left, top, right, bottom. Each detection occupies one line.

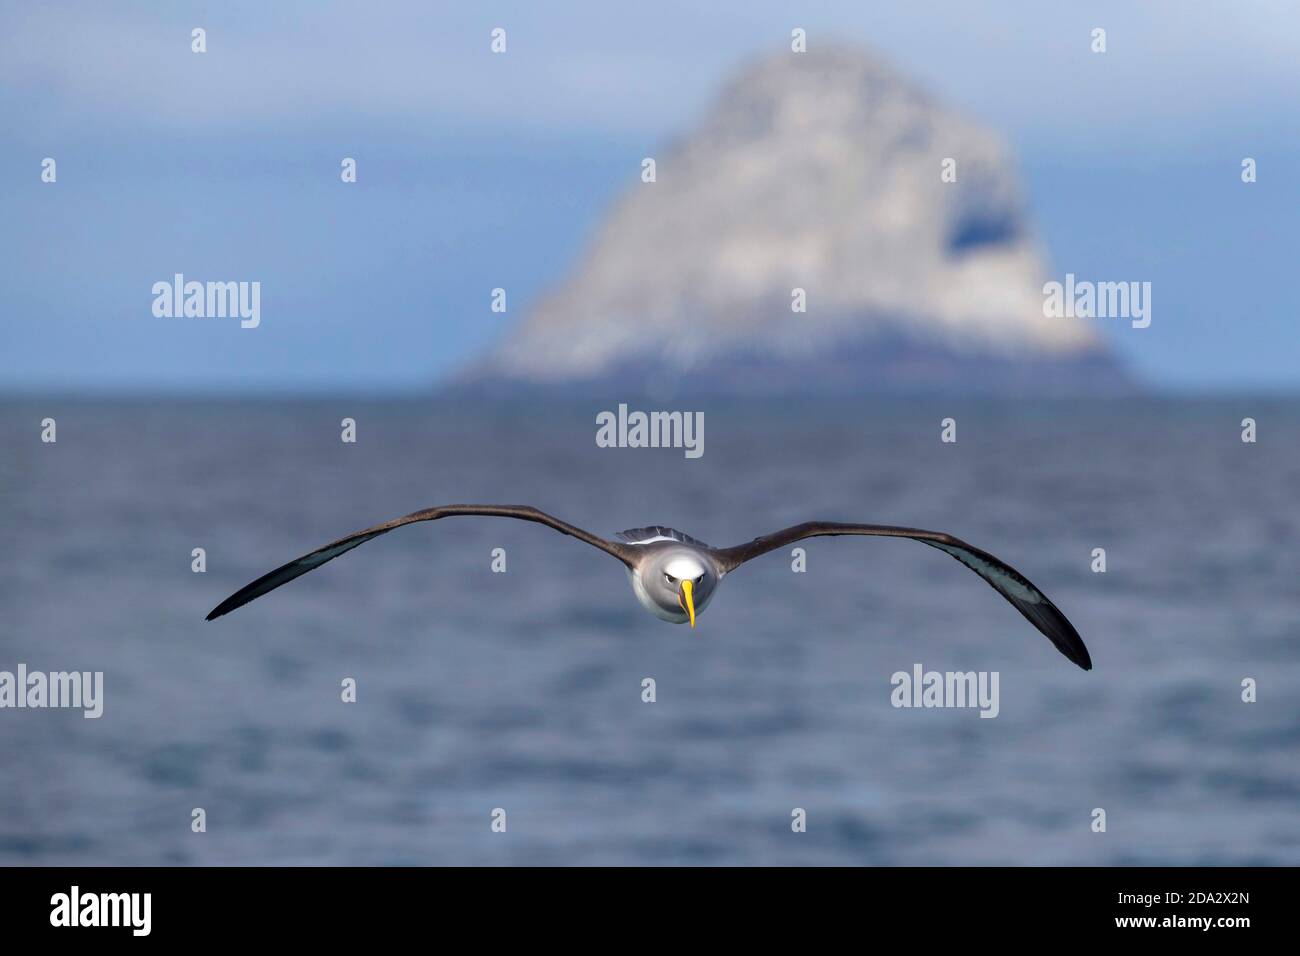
left=3, top=1, right=1298, bottom=391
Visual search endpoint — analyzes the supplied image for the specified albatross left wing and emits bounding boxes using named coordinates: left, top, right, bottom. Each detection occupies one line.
left=711, top=522, right=1091, bottom=671
left=205, top=504, right=636, bottom=621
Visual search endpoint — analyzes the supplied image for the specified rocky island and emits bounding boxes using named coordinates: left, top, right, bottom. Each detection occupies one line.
left=457, top=47, right=1131, bottom=396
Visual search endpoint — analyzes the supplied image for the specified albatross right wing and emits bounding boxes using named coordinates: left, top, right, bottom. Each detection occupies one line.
left=205, top=504, right=636, bottom=621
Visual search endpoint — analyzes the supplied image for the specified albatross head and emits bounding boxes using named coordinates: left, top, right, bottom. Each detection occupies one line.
left=631, top=549, right=719, bottom=627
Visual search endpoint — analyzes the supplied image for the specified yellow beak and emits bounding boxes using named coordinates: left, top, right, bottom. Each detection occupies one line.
left=680, top=579, right=696, bottom=628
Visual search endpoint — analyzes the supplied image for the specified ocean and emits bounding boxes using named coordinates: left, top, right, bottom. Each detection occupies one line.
left=1, top=396, right=1297, bottom=865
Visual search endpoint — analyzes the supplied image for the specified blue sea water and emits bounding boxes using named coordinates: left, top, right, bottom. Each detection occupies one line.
left=1, top=396, right=1297, bottom=865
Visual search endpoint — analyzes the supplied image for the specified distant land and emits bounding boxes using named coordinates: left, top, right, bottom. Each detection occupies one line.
left=455, top=46, right=1133, bottom=397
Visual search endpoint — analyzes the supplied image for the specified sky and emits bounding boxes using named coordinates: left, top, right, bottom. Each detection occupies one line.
left=2, top=0, right=1298, bottom=392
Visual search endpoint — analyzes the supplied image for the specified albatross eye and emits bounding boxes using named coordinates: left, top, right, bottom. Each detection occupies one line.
left=664, top=573, right=677, bottom=586
left=693, top=574, right=704, bottom=585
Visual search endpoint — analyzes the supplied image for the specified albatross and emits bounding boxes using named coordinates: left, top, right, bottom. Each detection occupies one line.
left=206, top=504, right=1092, bottom=670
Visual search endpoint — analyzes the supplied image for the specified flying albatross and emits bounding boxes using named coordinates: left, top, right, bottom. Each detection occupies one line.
left=206, top=504, right=1092, bottom=670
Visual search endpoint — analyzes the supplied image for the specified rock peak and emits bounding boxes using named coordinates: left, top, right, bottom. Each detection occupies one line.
left=465, top=45, right=1127, bottom=395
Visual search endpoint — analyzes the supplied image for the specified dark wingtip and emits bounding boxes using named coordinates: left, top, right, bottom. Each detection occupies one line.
left=1058, top=631, right=1092, bottom=671
left=1021, top=598, right=1092, bottom=671
left=1061, top=620, right=1093, bottom=671
left=205, top=599, right=235, bottom=621
left=1063, top=629, right=1093, bottom=671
